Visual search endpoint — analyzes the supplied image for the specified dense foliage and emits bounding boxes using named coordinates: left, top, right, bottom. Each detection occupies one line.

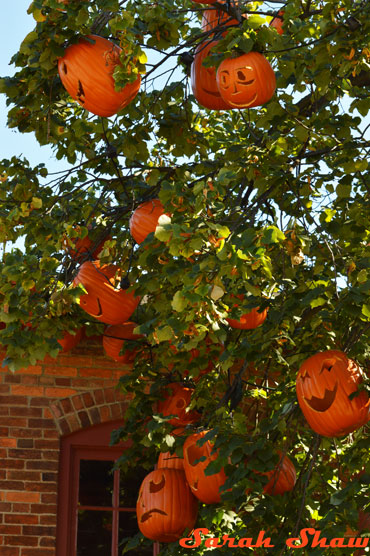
left=1, top=0, right=370, bottom=553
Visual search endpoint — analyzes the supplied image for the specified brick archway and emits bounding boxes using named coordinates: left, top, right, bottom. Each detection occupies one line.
left=49, top=386, right=127, bottom=436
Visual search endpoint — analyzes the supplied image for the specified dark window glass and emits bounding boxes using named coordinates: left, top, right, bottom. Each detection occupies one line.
left=79, top=460, right=114, bottom=507
left=119, top=466, right=148, bottom=508
left=118, top=511, right=153, bottom=556
left=77, top=509, right=112, bottom=555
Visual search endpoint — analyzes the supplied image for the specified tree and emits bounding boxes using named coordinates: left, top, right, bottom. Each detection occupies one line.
left=1, top=0, right=370, bottom=553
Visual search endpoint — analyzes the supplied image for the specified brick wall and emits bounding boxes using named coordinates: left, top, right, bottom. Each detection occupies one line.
left=0, top=339, right=131, bottom=555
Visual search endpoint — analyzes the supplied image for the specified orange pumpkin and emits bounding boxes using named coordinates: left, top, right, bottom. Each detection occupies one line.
left=226, top=294, right=268, bottom=330
left=216, top=52, right=276, bottom=109
left=73, top=261, right=140, bottom=325
left=129, top=199, right=165, bottom=244
left=270, top=10, right=284, bottom=35
left=103, top=321, right=143, bottom=364
left=201, top=7, right=239, bottom=34
left=58, top=35, right=141, bottom=117
left=58, top=327, right=83, bottom=353
left=191, top=41, right=231, bottom=110
left=157, top=451, right=184, bottom=470
left=157, top=383, right=200, bottom=427
left=264, top=452, right=296, bottom=495
left=183, top=431, right=227, bottom=504
left=62, top=225, right=108, bottom=262
left=296, top=350, right=370, bottom=437
left=136, top=468, right=198, bottom=542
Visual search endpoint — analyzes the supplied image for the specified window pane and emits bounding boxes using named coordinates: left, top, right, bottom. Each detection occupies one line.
left=79, top=460, right=114, bottom=507
left=77, top=509, right=112, bottom=556
left=119, top=466, right=148, bottom=508
left=119, top=511, right=153, bottom=556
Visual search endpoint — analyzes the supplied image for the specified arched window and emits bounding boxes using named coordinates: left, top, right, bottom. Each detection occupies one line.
left=56, top=420, right=157, bottom=556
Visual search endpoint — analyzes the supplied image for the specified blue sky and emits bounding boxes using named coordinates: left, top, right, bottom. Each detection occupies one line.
left=0, top=1, right=62, bottom=170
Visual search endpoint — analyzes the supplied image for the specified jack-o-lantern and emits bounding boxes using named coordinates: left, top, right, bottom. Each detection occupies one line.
left=136, top=468, right=198, bottom=542
left=62, top=225, right=108, bottom=262
left=157, top=383, right=200, bottom=427
left=183, top=431, right=227, bottom=504
left=157, top=450, right=184, bottom=470
left=73, top=261, right=140, bottom=325
left=296, top=350, right=370, bottom=437
left=263, top=452, right=296, bottom=495
left=129, top=199, right=165, bottom=244
left=191, top=41, right=231, bottom=110
left=58, top=327, right=84, bottom=353
left=58, top=35, right=141, bottom=117
left=216, top=52, right=276, bottom=109
left=103, top=321, right=143, bottom=364
left=226, top=294, right=268, bottom=330
left=270, top=10, right=284, bottom=35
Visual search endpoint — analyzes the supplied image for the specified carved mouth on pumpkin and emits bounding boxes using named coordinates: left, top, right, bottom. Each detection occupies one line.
left=225, top=93, right=258, bottom=108
left=140, top=509, right=168, bottom=522
left=82, top=297, right=103, bottom=317
left=304, top=382, right=338, bottom=412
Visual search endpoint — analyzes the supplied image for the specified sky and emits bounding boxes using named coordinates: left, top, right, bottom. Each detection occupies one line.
left=0, top=1, right=65, bottom=171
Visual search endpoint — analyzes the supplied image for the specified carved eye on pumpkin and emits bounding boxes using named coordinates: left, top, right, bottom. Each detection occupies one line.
left=296, top=350, right=370, bottom=437
left=136, top=469, right=198, bottom=542
left=216, top=52, right=276, bottom=109
left=157, top=383, right=200, bottom=427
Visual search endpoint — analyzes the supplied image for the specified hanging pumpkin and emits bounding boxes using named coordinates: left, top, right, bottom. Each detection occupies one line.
left=270, top=10, right=284, bottom=35
left=136, top=468, right=198, bottom=542
left=129, top=199, right=165, bottom=244
left=103, top=321, right=143, bottom=364
left=183, top=431, right=227, bottom=504
left=157, top=383, right=200, bottom=427
left=226, top=294, right=268, bottom=330
left=73, top=261, right=140, bottom=325
left=296, top=350, right=370, bottom=437
left=201, top=7, right=239, bottom=35
left=263, top=452, right=296, bottom=495
left=58, top=327, right=84, bottom=353
left=58, top=35, right=141, bottom=117
left=157, top=451, right=184, bottom=470
left=62, top=225, right=108, bottom=262
left=191, top=41, right=232, bottom=110
left=216, top=52, right=276, bottom=109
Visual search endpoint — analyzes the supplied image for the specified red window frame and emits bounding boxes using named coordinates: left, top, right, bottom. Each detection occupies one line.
left=56, top=420, right=159, bottom=556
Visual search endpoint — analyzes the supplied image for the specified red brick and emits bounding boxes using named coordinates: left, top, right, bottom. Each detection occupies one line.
left=0, top=502, right=12, bottom=512
left=111, top=403, right=122, bottom=419
left=0, top=384, right=10, bottom=393
left=11, top=386, right=44, bottom=397
left=1, top=460, right=25, bottom=470
left=3, top=374, right=21, bottom=384
left=100, top=405, right=111, bottom=422
left=27, top=419, right=54, bottom=429
left=93, top=389, right=105, bottom=405
left=17, top=439, right=34, bottom=449
left=44, top=365, right=77, bottom=377
left=18, top=376, right=38, bottom=386
left=66, top=414, right=80, bottom=432
left=58, top=354, right=93, bottom=367
left=0, top=525, right=22, bottom=534
left=30, top=504, right=57, bottom=515
left=71, top=394, right=84, bottom=411
left=43, top=430, right=58, bottom=440
left=40, top=493, right=57, bottom=504
left=6, top=492, right=40, bottom=503
left=4, top=535, right=38, bottom=547
left=26, top=461, right=58, bottom=472
left=0, top=438, right=17, bottom=447
left=29, top=398, right=50, bottom=407
left=34, top=440, right=58, bottom=450
left=7, top=471, right=40, bottom=482
left=39, top=514, right=56, bottom=525
left=9, top=407, right=42, bottom=418
left=44, top=387, right=77, bottom=398
left=5, top=514, right=38, bottom=525
left=11, top=503, right=30, bottom=513
left=82, top=392, right=94, bottom=407
left=8, top=449, right=42, bottom=460
left=0, top=395, right=28, bottom=406
left=39, top=537, right=55, bottom=547
left=0, top=547, right=20, bottom=556
left=60, top=397, right=73, bottom=414
left=14, top=365, right=42, bottom=376
left=78, top=410, right=91, bottom=428
left=10, top=428, right=42, bottom=439
left=54, top=377, right=71, bottom=386
left=104, top=388, right=115, bottom=403
left=80, top=367, right=113, bottom=378
left=21, top=549, right=55, bottom=555
left=24, top=482, right=57, bottom=494
left=23, top=525, right=55, bottom=537
left=89, top=407, right=100, bottom=425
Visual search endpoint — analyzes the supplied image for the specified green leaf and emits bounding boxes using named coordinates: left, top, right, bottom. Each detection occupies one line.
left=171, top=290, right=187, bottom=312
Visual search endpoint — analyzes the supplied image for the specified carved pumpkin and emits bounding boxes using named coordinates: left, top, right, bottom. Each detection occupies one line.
left=183, top=431, right=227, bottom=504
left=58, top=327, right=83, bottom=353
left=62, top=225, right=108, bottom=262
left=136, top=468, right=198, bottom=542
left=103, top=321, right=143, bottom=364
left=157, top=383, right=200, bottom=427
left=73, top=261, right=140, bottom=325
left=58, top=35, right=141, bottom=117
left=216, top=52, right=276, bottom=109
left=296, top=350, right=370, bottom=437
left=157, top=451, right=184, bottom=470
left=191, top=41, right=231, bottom=110
left=264, top=452, right=296, bottom=495
left=226, top=294, right=268, bottom=330
left=129, top=199, right=165, bottom=244
left=270, top=10, right=284, bottom=35
left=201, top=7, right=239, bottom=34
